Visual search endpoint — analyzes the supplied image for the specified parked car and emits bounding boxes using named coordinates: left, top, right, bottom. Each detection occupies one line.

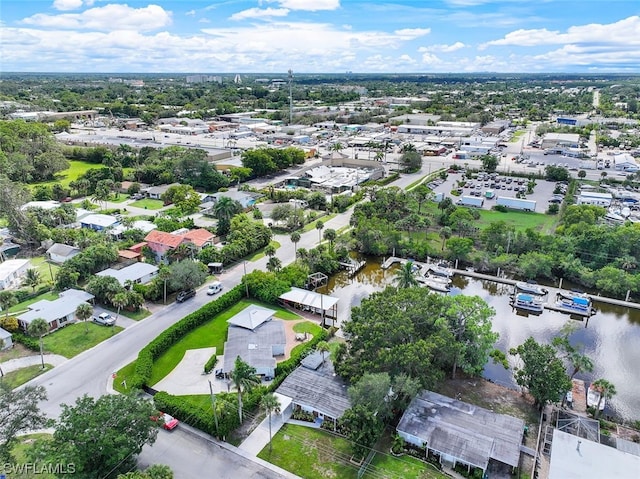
left=152, top=412, right=179, bottom=431
left=207, top=281, right=223, bottom=296
left=93, top=312, right=115, bottom=326
left=176, top=289, right=196, bottom=303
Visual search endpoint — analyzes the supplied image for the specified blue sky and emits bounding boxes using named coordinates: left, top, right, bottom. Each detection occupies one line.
left=1, top=0, right=639, bottom=73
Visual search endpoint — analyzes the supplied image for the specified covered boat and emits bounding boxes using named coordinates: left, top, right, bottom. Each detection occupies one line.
left=511, top=293, right=544, bottom=313
left=515, top=281, right=548, bottom=296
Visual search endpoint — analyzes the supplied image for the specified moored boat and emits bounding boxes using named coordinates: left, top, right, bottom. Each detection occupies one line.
left=555, top=291, right=594, bottom=316
left=428, top=263, right=453, bottom=278
left=511, top=292, right=545, bottom=313
left=515, top=281, right=548, bottom=296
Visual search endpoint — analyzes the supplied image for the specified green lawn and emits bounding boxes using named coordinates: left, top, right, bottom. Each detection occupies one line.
left=101, top=306, right=152, bottom=321
left=10, top=434, right=56, bottom=479
left=112, top=360, right=137, bottom=394
left=109, top=193, right=129, bottom=203
left=9, top=291, right=59, bottom=314
left=29, top=256, right=60, bottom=284
left=509, top=130, right=526, bottom=142
left=149, top=300, right=301, bottom=386
left=364, top=452, right=447, bottom=479
left=247, top=240, right=282, bottom=262
left=476, top=209, right=559, bottom=234
left=302, top=213, right=337, bottom=232
left=130, top=198, right=165, bottom=210
left=29, top=160, right=100, bottom=188
left=42, top=322, right=124, bottom=358
left=1, top=364, right=53, bottom=389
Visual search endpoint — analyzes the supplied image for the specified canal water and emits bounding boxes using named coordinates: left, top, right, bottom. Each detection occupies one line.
left=318, top=257, right=640, bottom=423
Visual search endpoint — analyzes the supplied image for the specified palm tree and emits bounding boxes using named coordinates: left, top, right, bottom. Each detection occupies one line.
left=439, top=227, right=452, bottom=251
left=264, top=244, right=276, bottom=258
left=395, top=261, right=419, bottom=288
left=75, top=302, right=93, bottom=334
left=213, top=197, right=243, bottom=222
left=157, top=266, right=171, bottom=305
left=266, top=257, right=282, bottom=273
left=0, top=291, right=17, bottom=320
left=591, top=379, right=616, bottom=418
left=315, top=220, right=324, bottom=244
left=22, top=268, right=41, bottom=293
left=230, top=356, right=261, bottom=424
left=316, top=340, right=330, bottom=365
left=111, top=292, right=128, bottom=326
left=169, top=242, right=197, bottom=262
left=323, top=229, right=336, bottom=252
left=28, top=318, right=49, bottom=369
left=290, top=231, right=301, bottom=257
left=568, top=352, right=594, bottom=380
left=260, top=393, right=281, bottom=454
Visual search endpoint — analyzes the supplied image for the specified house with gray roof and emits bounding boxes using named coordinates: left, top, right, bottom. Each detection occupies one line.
left=397, top=390, right=525, bottom=476
left=96, top=262, right=158, bottom=287
left=46, top=243, right=81, bottom=264
left=276, top=354, right=350, bottom=430
left=17, top=289, right=94, bottom=332
left=222, top=305, right=285, bottom=378
left=0, top=327, right=12, bottom=350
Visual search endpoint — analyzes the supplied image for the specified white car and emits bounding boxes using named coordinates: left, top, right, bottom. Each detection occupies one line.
left=207, top=281, right=223, bottom=295
left=93, top=313, right=115, bottom=326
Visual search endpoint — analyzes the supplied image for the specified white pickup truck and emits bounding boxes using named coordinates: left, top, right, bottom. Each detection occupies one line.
left=92, top=312, right=116, bottom=326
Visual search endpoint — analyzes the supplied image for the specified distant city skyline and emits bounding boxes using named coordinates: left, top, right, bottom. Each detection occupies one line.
left=1, top=0, right=639, bottom=74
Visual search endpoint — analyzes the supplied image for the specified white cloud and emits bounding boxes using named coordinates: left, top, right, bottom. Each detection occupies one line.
left=230, top=8, right=290, bottom=21
left=270, top=0, right=340, bottom=11
left=53, top=0, right=92, bottom=11
left=186, top=10, right=196, bottom=16
left=420, top=52, right=442, bottom=65
left=419, top=41, right=465, bottom=53
left=22, top=4, right=172, bottom=32
left=393, top=28, right=431, bottom=40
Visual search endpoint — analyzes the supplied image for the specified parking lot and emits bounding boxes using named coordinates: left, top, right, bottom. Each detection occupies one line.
left=429, top=170, right=560, bottom=213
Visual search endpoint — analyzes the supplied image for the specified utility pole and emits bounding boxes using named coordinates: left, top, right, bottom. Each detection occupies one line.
left=288, top=69, right=293, bottom=125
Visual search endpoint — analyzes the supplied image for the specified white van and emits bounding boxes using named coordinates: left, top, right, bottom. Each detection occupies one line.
left=207, top=281, right=223, bottom=295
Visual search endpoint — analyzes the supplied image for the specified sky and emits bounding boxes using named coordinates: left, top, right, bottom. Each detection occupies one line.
left=1, top=0, right=639, bottom=74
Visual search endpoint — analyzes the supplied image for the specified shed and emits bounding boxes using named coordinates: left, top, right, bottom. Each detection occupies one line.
left=46, top=243, right=81, bottom=264
left=397, top=390, right=525, bottom=474
left=279, top=287, right=339, bottom=324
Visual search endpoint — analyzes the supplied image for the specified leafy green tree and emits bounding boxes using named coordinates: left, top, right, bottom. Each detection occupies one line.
left=75, top=302, right=93, bottom=334
left=230, top=356, right=261, bottom=424
left=510, top=337, right=571, bottom=408
left=411, top=184, right=432, bottom=214
left=0, top=382, right=47, bottom=462
left=446, top=237, right=474, bottom=261
left=168, top=260, right=207, bottom=292
left=86, top=275, right=124, bottom=305
left=260, top=393, right=281, bottom=453
left=400, top=150, right=422, bottom=172
left=590, top=379, right=616, bottom=418
left=264, top=244, right=276, bottom=258
left=480, top=154, right=499, bottom=172
left=341, top=405, right=384, bottom=459
left=213, top=197, right=243, bottom=236
left=118, top=464, right=173, bottom=479
left=161, top=184, right=201, bottom=214
left=36, top=394, right=158, bottom=478
left=27, top=318, right=49, bottom=369
left=323, top=228, right=337, bottom=251
left=394, top=261, right=419, bottom=288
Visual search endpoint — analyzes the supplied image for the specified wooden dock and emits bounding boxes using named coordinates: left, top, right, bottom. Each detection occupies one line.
left=381, top=256, right=640, bottom=311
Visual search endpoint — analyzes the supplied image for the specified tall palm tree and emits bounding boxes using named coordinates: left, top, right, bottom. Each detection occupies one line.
left=75, top=302, right=93, bottom=334
left=230, top=356, right=261, bottom=424
left=0, top=291, right=17, bottom=320
left=395, top=261, right=419, bottom=288
left=591, top=379, right=616, bottom=418
left=264, top=244, right=276, bottom=258
left=316, top=340, right=330, bottom=365
left=290, top=231, right=301, bottom=257
left=315, top=220, right=324, bottom=244
left=28, top=318, right=49, bottom=369
left=568, top=352, right=594, bottom=380
left=266, top=257, right=282, bottom=273
left=157, top=266, right=171, bottom=305
left=111, top=292, right=128, bottom=326
left=323, top=229, right=336, bottom=252
left=440, top=227, right=452, bottom=251
left=23, top=268, right=41, bottom=293
left=260, top=393, right=281, bottom=454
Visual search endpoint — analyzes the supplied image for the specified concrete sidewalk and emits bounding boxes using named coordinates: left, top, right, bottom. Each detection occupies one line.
left=1, top=354, right=67, bottom=374
left=239, top=410, right=288, bottom=456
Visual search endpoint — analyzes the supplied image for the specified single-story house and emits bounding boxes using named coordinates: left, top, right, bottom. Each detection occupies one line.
left=144, top=183, right=180, bottom=200
left=0, top=259, right=30, bottom=291
left=222, top=305, right=285, bottom=378
left=96, top=262, right=159, bottom=287
left=46, top=243, right=81, bottom=264
left=17, top=289, right=95, bottom=332
left=144, top=230, right=187, bottom=261
left=80, top=213, right=119, bottom=231
left=276, top=354, right=350, bottom=430
left=0, top=327, right=12, bottom=350
left=396, top=390, right=525, bottom=476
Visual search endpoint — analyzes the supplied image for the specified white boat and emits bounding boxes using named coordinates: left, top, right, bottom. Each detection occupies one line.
left=587, top=384, right=605, bottom=410
left=511, top=293, right=544, bottom=313
left=515, top=281, right=548, bottom=296
left=556, top=291, right=594, bottom=317
left=421, top=274, right=451, bottom=293
left=428, top=264, right=453, bottom=278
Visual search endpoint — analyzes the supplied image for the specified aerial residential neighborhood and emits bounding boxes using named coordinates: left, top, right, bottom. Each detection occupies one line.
left=1, top=2, right=640, bottom=479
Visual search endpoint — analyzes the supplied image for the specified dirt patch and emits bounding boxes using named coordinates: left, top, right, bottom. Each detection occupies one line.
left=0, top=342, right=36, bottom=362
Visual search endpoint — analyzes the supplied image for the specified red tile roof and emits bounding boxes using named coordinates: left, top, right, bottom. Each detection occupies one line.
left=182, top=228, right=215, bottom=247
left=144, top=230, right=185, bottom=248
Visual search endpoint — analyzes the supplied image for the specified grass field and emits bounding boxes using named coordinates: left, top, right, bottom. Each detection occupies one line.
left=149, top=299, right=301, bottom=386
left=1, top=364, right=53, bottom=389
left=246, top=240, right=282, bottom=262
left=11, top=434, right=56, bottom=479
left=30, top=256, right=59, bottom=283
left=130, top=198, right=165, bottom=210
left=302, top=213, right=337, bottom=232
left=476, top=209, right=559, bottom=234
left=42, top=322, right=124, bottom=358
left=30, top=160, right=99, bottom=188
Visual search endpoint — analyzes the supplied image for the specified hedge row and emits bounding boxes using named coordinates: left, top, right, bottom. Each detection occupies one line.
left=153, top=326, right=332, bottom=439
left=131, top=285, right=244, bottom=389
left=203, top=354, right=218, bottom=374
left=12, top=332, right=40, bottom=351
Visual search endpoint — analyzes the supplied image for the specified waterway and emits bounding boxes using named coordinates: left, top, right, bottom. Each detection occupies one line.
left=318, top=257, right=640, bottom=423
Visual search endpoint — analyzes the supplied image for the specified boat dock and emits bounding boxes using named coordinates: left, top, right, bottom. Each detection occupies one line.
left=339, top=259, right=366, bottom=277
left=380, top=256, right=640, bottom=312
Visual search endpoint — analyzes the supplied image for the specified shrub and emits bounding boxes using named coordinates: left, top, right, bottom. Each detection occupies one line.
left=13, top=332, right=39, bottom=351
left=0, top=315, right=19, bottom=332
left=493, top=204, right=508, bottom=212
left=204, top=354, right=218, bottom=374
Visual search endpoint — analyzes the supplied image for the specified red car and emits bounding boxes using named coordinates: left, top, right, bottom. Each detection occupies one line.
left=152, top=412, right=179, bottom=430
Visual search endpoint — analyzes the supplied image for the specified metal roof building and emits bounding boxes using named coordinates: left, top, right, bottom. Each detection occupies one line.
left=397, top=390, right=525, bottom=474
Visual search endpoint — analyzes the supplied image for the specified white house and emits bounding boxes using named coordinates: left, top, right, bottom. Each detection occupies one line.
left=17, top=289, right=95, bottom=332
left=96, top=262, right=159, bottom=287
left=80, top=214, right=119, bottom=231
left=0, top=327, right=12, bottom=350
left=0, top=259, right=31, bottom=290
left=46, top=243, right=81, bottom=264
